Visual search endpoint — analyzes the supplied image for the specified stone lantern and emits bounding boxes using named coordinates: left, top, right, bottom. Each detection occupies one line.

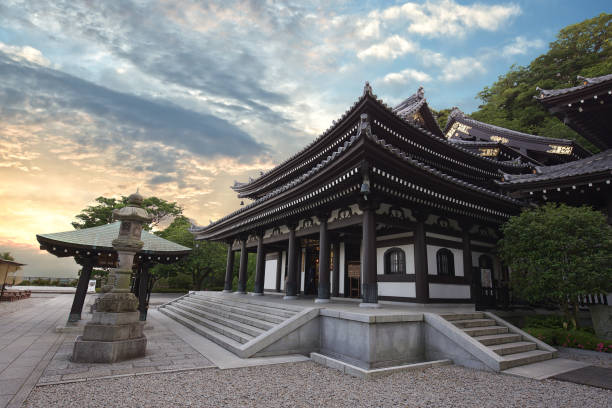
left=72, top=191, right=151, bottom=363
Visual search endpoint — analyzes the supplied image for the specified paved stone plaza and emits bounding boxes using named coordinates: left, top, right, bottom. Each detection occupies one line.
left=1, top=293, right=611, bottom=407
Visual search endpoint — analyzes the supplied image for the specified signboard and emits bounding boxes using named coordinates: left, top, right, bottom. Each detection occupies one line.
left=480, top=269, right=492, bottom=288
left=87, top=280, right=97, bottom=293
left=348, top=263, right=360, bottom=278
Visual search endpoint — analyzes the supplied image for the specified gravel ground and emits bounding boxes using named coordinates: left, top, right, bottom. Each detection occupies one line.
left=25, top=361, right=611, bottom=408
left=558, top=347, right=612, bottom=368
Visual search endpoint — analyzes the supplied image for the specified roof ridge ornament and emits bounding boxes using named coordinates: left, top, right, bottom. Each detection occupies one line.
left=417, top=86, right=425, bottom=99
left=363, top=81, right=373, bottom=96
left=356, top=113, right=376, bottom=141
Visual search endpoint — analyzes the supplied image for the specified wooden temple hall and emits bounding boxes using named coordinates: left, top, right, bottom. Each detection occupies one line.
left=191, top=76, right=612, bottom=308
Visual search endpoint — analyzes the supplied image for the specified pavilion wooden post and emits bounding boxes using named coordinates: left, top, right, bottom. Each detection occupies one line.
left=316, top=212, right=331, bottom=303
left=459, top=219, right=474, bottom=302
left=360, top=204, right=379, bottom=307
left=223, top=241, right=235, bottom=293
left=68, top=256, right=95, bottom=322
left=138, top=262, right=151, bottom=321
left=284, top=223, right=298, bottom=299
left=331, top=241, right=340, bottom=297
left=253, top=232, right=266, bottom=295
left=275, top=251, right=282, bottom=292
left=606, top=189, right=612, bottom=225
left=236, top=238, right=248, bottom=294
left=413, top=210, right=429, bottom=303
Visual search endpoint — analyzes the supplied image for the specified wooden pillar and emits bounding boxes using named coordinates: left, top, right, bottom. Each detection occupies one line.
left=317, top=213, right=331, bottom=303
left=68, top=257, right=94, bottom=322
left=360, top=205, right=378, bottom=306
left=253, top=233, right=266, bottom=295
left=414, top=211, right=429, bottom=303
left=138, top=263, right=151, bottom=321
left=331, top=241, right=340, bottom=297
left=284, top=224, right=298, bottom=299
left=275, top=251, right=282, bottom=292
left=459, top=219, right=473, bottom=301
left=606, top=189, right=612, bottom=226
left=223, top=241, right=235, bottom=292
left=296, top=242, right=303, bottom=294
left=236, top=238, right=248, bottom=294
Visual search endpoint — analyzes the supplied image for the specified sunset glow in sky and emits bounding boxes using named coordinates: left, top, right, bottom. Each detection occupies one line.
left=0, top=0, right=608, bottom=277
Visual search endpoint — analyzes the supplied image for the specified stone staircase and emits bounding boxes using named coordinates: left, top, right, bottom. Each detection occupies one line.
left=159, top=292, right=319, bottom=358
left=440, top=312, right=555, bottom=370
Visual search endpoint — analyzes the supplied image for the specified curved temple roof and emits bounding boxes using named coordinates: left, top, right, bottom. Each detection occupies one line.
left=37, top=222, right=191, bottom=255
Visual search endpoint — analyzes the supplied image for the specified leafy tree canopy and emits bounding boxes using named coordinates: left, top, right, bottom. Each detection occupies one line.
left=497, top=203, right=612, bottom=329
left=1, top=252, right=15, bottom=261
left=72, top=195, right=182, bottom=230
left=469, top=13, right=611, bottom=152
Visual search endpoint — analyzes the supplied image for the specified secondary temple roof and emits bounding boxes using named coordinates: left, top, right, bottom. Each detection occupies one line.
left=537, top=74, right=612, bottom=150
left=443, top=108, right=590, bottom=164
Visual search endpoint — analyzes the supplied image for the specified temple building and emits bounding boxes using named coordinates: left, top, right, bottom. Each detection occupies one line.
left=191, top=77, right=611, bottom=309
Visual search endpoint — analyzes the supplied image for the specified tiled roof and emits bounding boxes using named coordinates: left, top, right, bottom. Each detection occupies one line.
left=37, top=222, right=191, bottom=254
left=499, top=149, right=612, bottom=185
left=537, top=74, right=612, bottom=99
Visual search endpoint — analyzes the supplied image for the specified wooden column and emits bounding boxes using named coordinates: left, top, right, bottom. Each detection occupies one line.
left=236, top=238, right=248, bottom=294
left=606, top=189, right=612, bottom=226
left=360, top=205, right=378, bottom=306
left=459, top=219, right=474, bottom=302
left=253, top=233, right=266, bottom=295
left=68, top=256, right=95, bottom=322
left=296, top=242, right=303, bottom=294
left=317, top=213, right=331, bottom=303
left=284, top=224, right=298, bottom=299
left=413, top=211, right=429, bottom=303
left=138, top=262, right=151, bottom=321
left=331, top=241, right=340, bottom=297
left=275, top=251, right=282, bottom=292
left=223, top=241, right=235, bottom=292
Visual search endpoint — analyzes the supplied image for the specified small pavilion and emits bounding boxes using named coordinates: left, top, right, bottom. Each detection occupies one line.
left=37, top=222, right=191, bottom=321
left=0, top=258, right=25, bottom=299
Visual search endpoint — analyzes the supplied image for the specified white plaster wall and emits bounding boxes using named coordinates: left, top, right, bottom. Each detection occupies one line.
left=471, top=251, right=485, bottom=268
left=263, top=259, right=277, bottom=290
left=338, top=243, right=345, bottom=295
left=429, top=283, right=471, bottom=299
left=280, top=251, right=286, bottom=291
left=376, top=245, right=415, bottom=275
left=427, top=245, right=464, bottom=277
left=378, top=282, right=416, bottom=298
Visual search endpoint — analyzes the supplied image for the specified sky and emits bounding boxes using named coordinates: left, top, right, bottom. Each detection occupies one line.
left=0, top=0, right=609, bottom=279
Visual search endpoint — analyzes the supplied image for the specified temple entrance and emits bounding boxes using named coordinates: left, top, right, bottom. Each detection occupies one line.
left=304, top=246, right=319, bottom=295
left=345, top=242, right=361, bottom=298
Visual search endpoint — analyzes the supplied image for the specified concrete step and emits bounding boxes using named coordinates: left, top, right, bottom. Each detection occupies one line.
left=185, top=297, right=286, bottom=324
left=489, top=341, right=537, bottom=356
left=159, top=307, right=243, bottom=353
left=439, top=312, right=485, bottom=321
left=163, top=305, right=254, bottom=344
left=463, top=325, right=508, bottom=337
left=452, top=319, right=496, bottom=329
left=180, top=299, right=274, bottom=331
left=195, top=295, right=299, bottom=318
left=172, top=302, right=265, bottom=337
left=499, top=350, right=554, bottom=370
left=474, top=333, right=522, bottom=346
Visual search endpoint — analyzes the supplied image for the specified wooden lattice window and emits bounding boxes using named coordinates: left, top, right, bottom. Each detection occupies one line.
left=436, top=248, right=455, bottom=276
left=384, top=248, right=406, bottom=274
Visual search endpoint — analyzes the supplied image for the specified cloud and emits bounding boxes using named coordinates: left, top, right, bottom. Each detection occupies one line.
left=357, top=35, right=418, bottom=60
left=0, top=42, right=51, bottom=66
left=377, top=0, right=521, bottom=38
left=439, top=57, right=486, bottom=81
left=382, top=69, right=432, bottom=85
left=502, top=36, right=545, bottom=57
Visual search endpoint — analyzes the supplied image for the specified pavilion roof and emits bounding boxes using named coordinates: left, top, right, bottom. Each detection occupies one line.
left=37, top=222, right=191, bottom=255
left=498, top=148, right=612, bottom=187
left=393, top=87, right=444, bottom=138
left=444, top=108, right=590, bottom=162
left=0, top=259, right=25, bottom=267
left=537, top=74, right=612, bottom=99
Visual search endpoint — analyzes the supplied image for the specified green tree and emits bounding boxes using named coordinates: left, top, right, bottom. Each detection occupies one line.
left=1, top=252, right=15, bottom=261
left=72, top=195, right=182, bottom=230
left=431, top=108, right=453, bottom=132
left=471, top=13, right=611, bottom=151
left=498, top=203, right=612, bottom=329
left=153, top=216, right=228, bottom=290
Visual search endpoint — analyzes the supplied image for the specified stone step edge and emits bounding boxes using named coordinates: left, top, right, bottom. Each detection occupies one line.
left=158, top=307, right=243, bottom=354
left=163, top=305, right=254, bottom=344
left=188, top=294, right=297, bottom=318
left=438, top=313, right=485, bottom=321
left=498, top=350, right=554, bottom=370
left=310, top=352, right=452, bottom=379
left=182, top=297, right=287, bottom=323
left=178, top=298, right=275, bottom=330
left=474, top=333, right=522, bottom=346
left=488, top=341, right=537, bottom=356
left=483, top=312, right=557, bottom=356
left=171, top=302, right=266, bottom=337
left=190, top=292, right=305, bottom=313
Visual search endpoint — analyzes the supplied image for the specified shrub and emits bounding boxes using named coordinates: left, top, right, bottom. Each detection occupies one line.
left=525, top=327, right=612, bottom=352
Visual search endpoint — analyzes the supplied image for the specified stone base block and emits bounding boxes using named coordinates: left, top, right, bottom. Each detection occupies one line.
left=92, top=311, right=140, bottom=325
left=590, top=305, right=612, bottom=340
left=82, top=321, right=144, bottom=341
left=72, top=336, right=147, bottom=363
left=250, top=292, right=264, bottom=296
left=359, top=302, right=381, bottom=308
left=315, top=298, right=330, bottom=304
